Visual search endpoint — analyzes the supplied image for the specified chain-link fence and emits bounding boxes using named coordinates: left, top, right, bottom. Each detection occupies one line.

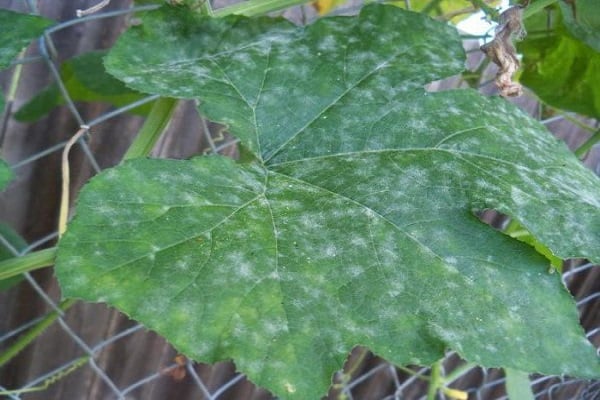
left=0, top=1, right=599, bottom=399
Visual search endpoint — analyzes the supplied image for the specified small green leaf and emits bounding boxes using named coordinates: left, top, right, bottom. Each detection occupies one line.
left=14, top=51, right=153, bottom=122
left=57, top=4, right=600, bottom=399
left=0, top=9, right=53, bottom=69
left=519, top=5, right=600, bottom=118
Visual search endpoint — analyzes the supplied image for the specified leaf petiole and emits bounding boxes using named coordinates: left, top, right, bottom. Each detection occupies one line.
left=123, top=97, right=178, bottom=161
left=0, top=298, right=75, bottom=367
left=575, top=129, right=600, bottom=159
left=0, top=247, right=56, bottom=281
left=425, top=359, right=469, bottom=400
left=0, top=49, right=26, bottom=149
left=427, top=360, right=444, bottom=400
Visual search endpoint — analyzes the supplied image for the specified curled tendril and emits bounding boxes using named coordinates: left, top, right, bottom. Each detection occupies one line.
left=480, top=5, right=526, bottom=97
left=76, top=0, right=111, bottom=17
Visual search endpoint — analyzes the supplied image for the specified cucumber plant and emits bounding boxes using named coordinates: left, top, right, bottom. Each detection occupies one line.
left=1, top=1, right=599, bottom=398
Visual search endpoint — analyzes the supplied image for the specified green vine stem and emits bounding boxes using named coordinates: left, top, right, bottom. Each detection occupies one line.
left=0, top=299, right=76, bottom=367
left=122, top=97, right=179, bottom=161
left=0, top=247, right=56, bottom=281
left=575, top=129, right=600, bottom=160
left=424, top=359, right=469, bottom=400
left=441, top=362, right=477, bottom=385
left=0, top=355, right=89, bottom=395
left=0, top=246, right=62, bottom=366
left=0, top=49, right=26, bottom=150
left=560, top=113, right=597, bottom=134
left=426, top=359, right=443, bottom=400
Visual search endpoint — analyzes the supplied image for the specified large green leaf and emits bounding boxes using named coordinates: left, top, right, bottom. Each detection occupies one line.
left=56, top=4, right=600, bottom=399
left=14, top=51, right=154, bottom=122
left=0, top=9, right=53, bottom=69
left=518, top=4, right=600, bottom=118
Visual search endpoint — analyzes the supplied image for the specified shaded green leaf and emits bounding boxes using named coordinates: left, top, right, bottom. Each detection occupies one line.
left=57, top=4, right=600, bottom=399
left=14, top=51, right=154, bottom=122
left=518, top=5, right=600, bottom=118
left=560, top=0, right=600, bottom=52
left=0, top=9, right=53, bottom=69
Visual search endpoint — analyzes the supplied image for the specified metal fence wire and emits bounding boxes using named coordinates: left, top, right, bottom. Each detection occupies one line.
left=0, top=1, right=599, bottom=399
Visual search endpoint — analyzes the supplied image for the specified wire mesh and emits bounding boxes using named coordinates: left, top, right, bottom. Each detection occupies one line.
left=0, top=1, right=599, bottom=399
